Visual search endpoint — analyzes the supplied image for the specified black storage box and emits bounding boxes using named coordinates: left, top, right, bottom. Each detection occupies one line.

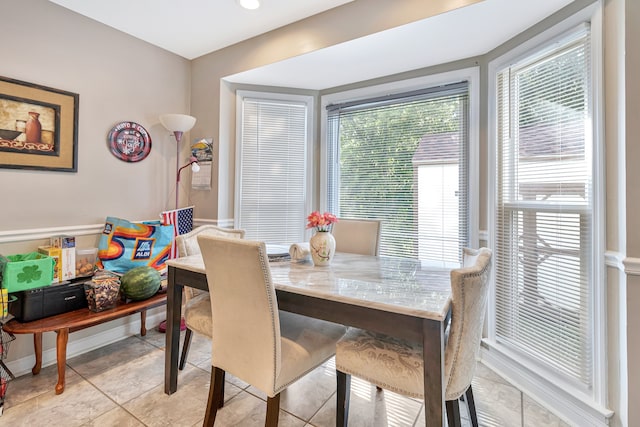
left=9, top=280, right=88, bottom=322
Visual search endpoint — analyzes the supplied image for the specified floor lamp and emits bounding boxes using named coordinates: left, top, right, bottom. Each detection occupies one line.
left=159, top=113, right=197, bottom=209
left=158, top=113, right=197, bottom=333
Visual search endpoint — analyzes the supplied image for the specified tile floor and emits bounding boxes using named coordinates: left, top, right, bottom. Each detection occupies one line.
left=0, top=327, right=571, bottom=427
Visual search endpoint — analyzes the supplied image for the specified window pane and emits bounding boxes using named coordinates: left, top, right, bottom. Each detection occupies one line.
left=327, top=84, right=469, bottom=266
left=237, top=95, right=308, bottom=243
left=495, top=25, right=592, bottom=386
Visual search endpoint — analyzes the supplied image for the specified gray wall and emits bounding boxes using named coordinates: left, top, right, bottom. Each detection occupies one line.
left=0, top=0, right=190, bottom=364
left=0, top=0, right=192, bottom=232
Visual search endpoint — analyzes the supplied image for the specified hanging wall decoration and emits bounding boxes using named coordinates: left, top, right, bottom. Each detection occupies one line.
left=107, top=121, right=152, bottom=162
left=0, top=76, right=79, bottom=172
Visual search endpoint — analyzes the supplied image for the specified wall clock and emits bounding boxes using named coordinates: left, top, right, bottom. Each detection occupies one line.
left=107, top=121, right=152, bottom=162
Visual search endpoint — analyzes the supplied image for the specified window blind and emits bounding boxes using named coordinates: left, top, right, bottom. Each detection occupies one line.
left=326, top=82, right=469, bottom=265
left=236, top=95, right=309, bottom=243
left=495, top=25, right=593, bottom=386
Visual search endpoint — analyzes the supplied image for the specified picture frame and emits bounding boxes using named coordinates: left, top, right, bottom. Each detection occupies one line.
left=0, top=76, right=79, bottom=172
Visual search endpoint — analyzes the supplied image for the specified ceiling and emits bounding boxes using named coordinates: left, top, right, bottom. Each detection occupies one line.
left=49, top=0, right=573, bottom=90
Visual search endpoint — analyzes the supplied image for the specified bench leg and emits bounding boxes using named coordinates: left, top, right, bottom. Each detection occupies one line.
left=140, top=310, right=147, bottom=336
left=32, top=332, right=43, bottom=375
left=55, top=328, right=69, bottom=395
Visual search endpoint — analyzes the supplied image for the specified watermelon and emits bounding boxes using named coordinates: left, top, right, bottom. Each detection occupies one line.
left=120, top=266, right=161, bottom=301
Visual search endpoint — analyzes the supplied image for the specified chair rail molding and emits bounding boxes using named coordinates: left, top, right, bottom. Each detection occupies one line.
left=622, top=256, right=640, bottom=276
left=0, top=224, right=104, bottom=244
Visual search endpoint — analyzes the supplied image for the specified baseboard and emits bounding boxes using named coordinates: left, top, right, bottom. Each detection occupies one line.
left=4, top=307, right=167, bottom=378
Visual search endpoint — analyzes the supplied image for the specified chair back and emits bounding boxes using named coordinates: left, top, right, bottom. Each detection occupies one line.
left=444, top=247, right=492, bottom=400
left=176, top=225, right=245, bottom=257
left=176, top=225, right=245, bottom=300
left=332, top=218, right=382, bottom=256
left=197, top=235, right=282, bottom=394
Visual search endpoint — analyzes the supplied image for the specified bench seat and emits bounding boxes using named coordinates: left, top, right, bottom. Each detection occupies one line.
left=3, top=292, right=167, bottom=394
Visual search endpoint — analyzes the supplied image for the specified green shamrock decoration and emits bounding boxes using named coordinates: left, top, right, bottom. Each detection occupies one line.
left=17, top=265, right=43, bottom=283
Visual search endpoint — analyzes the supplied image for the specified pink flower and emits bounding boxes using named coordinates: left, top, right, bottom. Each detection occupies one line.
left=306, top=211, right=338, bottom=232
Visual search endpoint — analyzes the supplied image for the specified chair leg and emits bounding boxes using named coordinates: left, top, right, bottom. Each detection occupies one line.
left=265, top=394, right=281, bottom=427
left=465, top=385, right=479, bottom=427
left=179, top=328, right=193, bottom=370
left=446, top=399, right=462, bottom=427
left=204, top=367, right=225, bottom=427
left=336, top=370, right=351, bottom=427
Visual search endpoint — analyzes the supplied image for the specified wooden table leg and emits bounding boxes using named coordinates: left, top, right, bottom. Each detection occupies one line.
left=140, top=310, right=147, bottom=336
left=32, top=332, right=43, bottom=375
left=55, top=328, right=69, bottom=395
left=422, top=317, right=446, bottom=427
left=165, top=266, right=183, bottom=395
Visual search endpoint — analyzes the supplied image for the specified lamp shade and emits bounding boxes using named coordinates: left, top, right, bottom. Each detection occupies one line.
left=159, top=114, right=196, bottom=132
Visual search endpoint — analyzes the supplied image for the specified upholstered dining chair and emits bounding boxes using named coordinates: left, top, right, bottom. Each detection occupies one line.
left=176, top=225, right=245, bottom=370
left=331, top=218, right=382, bottom=256
left=335, top=247, right=492, bottom=427
left=198, top=235, right=347, bottom=427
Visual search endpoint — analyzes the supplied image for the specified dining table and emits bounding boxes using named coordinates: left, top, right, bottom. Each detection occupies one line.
left=164, top=251, right=453, bottom=427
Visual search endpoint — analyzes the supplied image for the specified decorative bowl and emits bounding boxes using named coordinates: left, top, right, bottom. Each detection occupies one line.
left=0, top=130, right=22, bottom=141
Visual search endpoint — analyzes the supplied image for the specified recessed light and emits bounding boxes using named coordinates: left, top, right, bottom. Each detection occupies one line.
left=237, top=0, right=260, bottom=10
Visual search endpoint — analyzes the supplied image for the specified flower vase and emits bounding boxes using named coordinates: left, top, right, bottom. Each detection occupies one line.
left=309, top=231, right=336, bottom=267
left=25, top=112, right=42, bottom=143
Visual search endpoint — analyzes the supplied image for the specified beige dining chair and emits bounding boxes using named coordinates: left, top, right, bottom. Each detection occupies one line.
left=331, top=218, right=382, bottom=256
left=175, top=225, right=245, bottom=370
left=335, top=247, right=492, bottom=427
left=198, top=235, right=347, bottom=427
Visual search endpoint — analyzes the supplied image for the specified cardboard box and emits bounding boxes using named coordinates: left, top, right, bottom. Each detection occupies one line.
left=51, top=235, right=76, bottom=281
left=38, top=246, right=62, bottom=283
left=0, top=252, right=54, bottom=293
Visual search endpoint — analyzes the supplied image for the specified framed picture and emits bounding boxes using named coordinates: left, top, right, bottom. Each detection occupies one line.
left=0, top=76, right=79, bottom=172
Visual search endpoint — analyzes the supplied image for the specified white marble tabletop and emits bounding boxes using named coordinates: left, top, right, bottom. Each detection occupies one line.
left=167, top=252, right=452, bottom=321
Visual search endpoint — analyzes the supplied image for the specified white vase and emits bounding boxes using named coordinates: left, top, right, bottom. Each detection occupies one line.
left=309, top=231, right=336, bottom=267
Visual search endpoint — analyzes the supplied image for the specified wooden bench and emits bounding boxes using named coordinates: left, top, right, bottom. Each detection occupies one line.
left=2, top=293, right=167, bottom=394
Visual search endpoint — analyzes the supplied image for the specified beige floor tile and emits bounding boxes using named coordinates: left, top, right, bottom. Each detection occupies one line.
left=245, top=361, right=338, bottom=422
left=181, top=332, right=212, bottom=367
left=472, top=376, right=522, bottom=427
left=67, top=335, right=160, bottom=378
left=414, top=405, right=472, bottom=427
left=82, top=406, right=146, bottom=426
left=0, top=380, right=116, bottom=427
left=80, top=348, right=166, bottom=404
left=137, top=326, right=172, bottom=349
left=122, top=365, right=239, bottom=427
left=3, top=363, right=83, bottom=407
left=523, top=395, right=570, bottom=427
left=474, top=362, right=512, bottom=386
left=311, top=377, right=422, bottom=427
left=208, top=390, right=306, bottom=427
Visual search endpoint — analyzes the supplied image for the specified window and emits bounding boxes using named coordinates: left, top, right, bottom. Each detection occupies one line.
left=235, top=91, right=312, bottom=243
left=325, top=80, right=473, bottom=266
left=493, top=25, right=594, bottom=388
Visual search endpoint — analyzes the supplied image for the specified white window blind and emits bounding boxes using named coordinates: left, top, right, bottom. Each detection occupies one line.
left=326, top=83, right=469, bottom=265
left=495, top=25, right=593, bottom=386
left=236, top=93, right=310, bottom=243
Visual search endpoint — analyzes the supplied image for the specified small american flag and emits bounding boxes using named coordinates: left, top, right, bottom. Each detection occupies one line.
left=161, top=206, right=194, bottom=258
